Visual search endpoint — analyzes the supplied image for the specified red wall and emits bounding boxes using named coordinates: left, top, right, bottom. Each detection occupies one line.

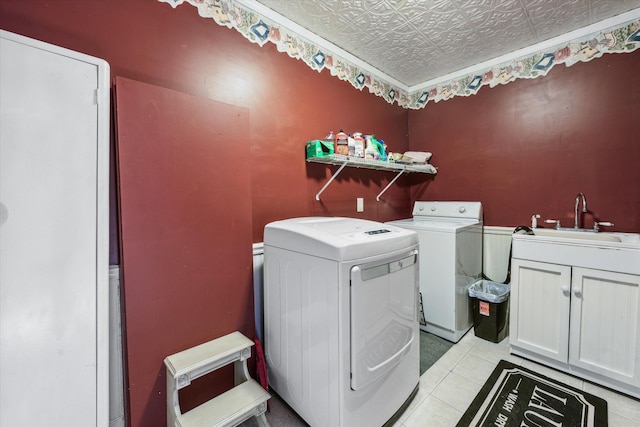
left=3, top=2, right=639, bottom=426
left=2, top=4, right=638, bottom=239
left=0, top=1, right=410, bottom=426
left=0, top=0, right=412, bottom=249
left=409, top=52, right=640, bottom=232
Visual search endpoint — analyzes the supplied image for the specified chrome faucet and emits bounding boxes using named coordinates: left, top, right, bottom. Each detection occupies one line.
left=574, top=192, right=587, bottom=229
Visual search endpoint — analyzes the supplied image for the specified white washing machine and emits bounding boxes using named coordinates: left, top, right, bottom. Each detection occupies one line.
left=387, top=201, right=483, bottom=343
left=263, top=217, right=420, bottom=427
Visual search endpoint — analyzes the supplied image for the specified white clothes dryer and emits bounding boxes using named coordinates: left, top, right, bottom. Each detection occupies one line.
left=263, top=217, right=419, bottom=427
left=387, top=201, right=483, bottom=343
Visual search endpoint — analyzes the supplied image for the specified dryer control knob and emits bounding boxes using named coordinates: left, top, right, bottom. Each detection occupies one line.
left=459, top=206, right=466, bottom=213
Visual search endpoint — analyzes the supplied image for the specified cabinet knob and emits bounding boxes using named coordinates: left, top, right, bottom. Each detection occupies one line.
left=561, top=285, right=570, bottom=294
left=572, top=287, right=582, bottom=298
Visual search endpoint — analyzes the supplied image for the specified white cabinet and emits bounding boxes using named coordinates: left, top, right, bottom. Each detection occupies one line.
left=0, top=30, right=110, bottom=426
left=510, top=259, right=572, bottom=363
left=510, top=259, right=640, bottom=398
left=569, top=268, right=640, bottom=386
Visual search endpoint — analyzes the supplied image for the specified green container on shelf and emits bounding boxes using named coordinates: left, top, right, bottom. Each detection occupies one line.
left=306, top=139, right=334, bottom=158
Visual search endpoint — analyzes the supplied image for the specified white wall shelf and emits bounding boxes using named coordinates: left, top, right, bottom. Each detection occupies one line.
left=306, top=155, right=437, bottom=201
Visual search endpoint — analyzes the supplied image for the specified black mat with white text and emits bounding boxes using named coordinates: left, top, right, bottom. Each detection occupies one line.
left=457, top=360, right=608, bottom=426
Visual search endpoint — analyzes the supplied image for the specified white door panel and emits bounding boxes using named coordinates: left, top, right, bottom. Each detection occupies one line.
left=569, top=268, right=640, bottom=386
left=350, top=251, right=417, bottom=390
left=510, top=259, right=571, bottom=363
left=0, top=31, right=109, bottom=427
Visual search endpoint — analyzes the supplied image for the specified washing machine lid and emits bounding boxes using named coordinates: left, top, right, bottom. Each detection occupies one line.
left=386, top=217, right=481, bottom=232
left=264, top=217, right=418, bottom=261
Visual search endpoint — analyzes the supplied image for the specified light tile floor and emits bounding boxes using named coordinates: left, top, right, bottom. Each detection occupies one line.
left=395, top=331, right=640, bottom=426
left=249, top=331, right=640, bottom=426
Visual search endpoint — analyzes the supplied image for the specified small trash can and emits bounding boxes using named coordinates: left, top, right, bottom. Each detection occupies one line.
left=468, top=280, right=510, bottom=343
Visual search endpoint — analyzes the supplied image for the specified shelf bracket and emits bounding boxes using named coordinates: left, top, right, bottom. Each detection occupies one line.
left=376, top=170, right=405, bottom=201
left=315, top=161, right=348, bottom=201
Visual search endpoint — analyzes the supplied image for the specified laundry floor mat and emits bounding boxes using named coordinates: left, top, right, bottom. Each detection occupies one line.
left=457, top=360, right=608, bottom=426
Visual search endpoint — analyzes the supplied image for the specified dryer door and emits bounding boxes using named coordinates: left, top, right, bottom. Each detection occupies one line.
left=350, top=250, right=418, bottom=390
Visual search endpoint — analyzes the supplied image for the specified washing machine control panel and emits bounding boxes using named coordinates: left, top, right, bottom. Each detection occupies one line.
left=413, top=201, right=482, bottom=221
left=364, top=229, right=391, bottom=235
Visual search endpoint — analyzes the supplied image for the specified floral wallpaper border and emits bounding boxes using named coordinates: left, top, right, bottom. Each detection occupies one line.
left=159, top=0, right=640, bottom=109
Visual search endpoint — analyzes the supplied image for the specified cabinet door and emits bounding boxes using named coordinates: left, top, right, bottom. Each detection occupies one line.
left=569, top=268, right=640, bottom=386
left=510, top=259, right=571, bottom=363
left=0, top=31, right=109, bottom=426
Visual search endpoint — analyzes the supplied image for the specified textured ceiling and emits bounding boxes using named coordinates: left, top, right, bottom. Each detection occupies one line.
left=253, top=0, right=640, bottom=87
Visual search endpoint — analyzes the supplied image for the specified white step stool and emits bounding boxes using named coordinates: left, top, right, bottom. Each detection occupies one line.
left=164, top=331, right=271, bottom=427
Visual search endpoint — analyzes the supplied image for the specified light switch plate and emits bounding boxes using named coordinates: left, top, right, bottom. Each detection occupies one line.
left=357, top=198, right=364, bottom=212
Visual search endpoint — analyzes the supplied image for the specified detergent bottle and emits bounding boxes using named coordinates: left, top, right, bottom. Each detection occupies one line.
left=373, top=136, right=387, bottom=161
left=353, top=132, right=365, bottom=158
left=324, top=130, right=335, bottom=146
left=365, top=137, right=377, bottom=160
left=334, top=130, right=349, bottom=155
